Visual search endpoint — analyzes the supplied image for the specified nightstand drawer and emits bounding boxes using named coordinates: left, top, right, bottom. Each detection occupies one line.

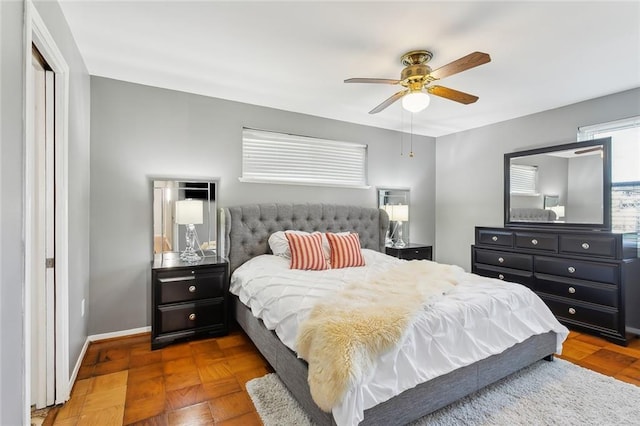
left=157, top=267, right=226, bottom=304
left=385, top=244, right=432, bottom=261
left=559, top=235, right=617, bottom=258
left=157, top=299, right=225, bottom=334
left=535, top=256, right=618, bottom=285
left=515, top=232, right=557, bottom=252
left=474, top=248, right=532, bottom=270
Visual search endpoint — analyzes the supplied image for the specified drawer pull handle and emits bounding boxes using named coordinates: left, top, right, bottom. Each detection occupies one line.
left=568, top=266, right=576, bottom=274
left=492, top=236, right=498, bottom=242
left=568, top=308, right=576, bottom=315
left=498, top=257, right=504, bottom=263
left=568, top=287, right=576, bottom=294
left=414, top=250, right=420, bottom=254
left=191, top=270, right=195, bottom=274
left=188, top=285, right=196, bottom=293
left=188, top=313, right=196, bottom=321
left=581, top=242, right=590, bottom=250
left=531, top=239, right=538, bottom=245
left=498, top=274, right=505, bottom=280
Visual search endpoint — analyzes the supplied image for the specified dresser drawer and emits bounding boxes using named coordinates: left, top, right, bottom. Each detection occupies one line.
left=477, top=229, right=514, bottom=247
left=474, top=248, right=532, bottom=270
left=540, top=296, right=619, bottom=332
left=535, top=277, right=618, bottom=307
left=515, top=232, right=557, bottom=252
left=157, top=299, right=225, bottom=334
left=535, top=256, right=618, bottom=285
left=559, top=234, right=617, bottom=258
left=157, top=267, right=227, bottom=304
left=473, top=264, right=533, bottom=287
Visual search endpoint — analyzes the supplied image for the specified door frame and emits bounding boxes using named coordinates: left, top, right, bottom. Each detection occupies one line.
left=23, top=0, right=70, bottom=421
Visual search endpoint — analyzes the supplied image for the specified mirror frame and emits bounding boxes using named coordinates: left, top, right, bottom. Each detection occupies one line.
left=504, top=138, right=612, bottom=230
left=152, top=177, right=219, bottom=261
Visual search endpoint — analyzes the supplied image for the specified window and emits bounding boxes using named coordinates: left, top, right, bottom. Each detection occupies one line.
left=240, top=128, right=369, bottom=188
left=578, top=116, right=640, bottom=234
left=510, top=164, right=538, bottom=195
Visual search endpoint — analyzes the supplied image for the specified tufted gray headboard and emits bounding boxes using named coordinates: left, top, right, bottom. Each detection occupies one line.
left=223, top=203, right=389, bottom=273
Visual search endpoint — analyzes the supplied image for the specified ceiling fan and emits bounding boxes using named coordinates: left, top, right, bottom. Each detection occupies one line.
left=345, top=49, right=491, bottom=114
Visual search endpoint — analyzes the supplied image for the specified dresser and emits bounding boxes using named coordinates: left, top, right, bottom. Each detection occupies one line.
left=472, top=227, right=639, bottom=345
left=386, top=243, right=433, bottom=261
left=151, top=256, right=229, bottom=350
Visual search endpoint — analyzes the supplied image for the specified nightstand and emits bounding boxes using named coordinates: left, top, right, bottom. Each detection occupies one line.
left=385, top=243, right=433, bottom=261
left=151, top=256, right=229, bottom=350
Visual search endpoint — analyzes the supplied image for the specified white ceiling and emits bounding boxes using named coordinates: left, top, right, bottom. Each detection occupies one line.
left=57, top=1, right=640, bottom=137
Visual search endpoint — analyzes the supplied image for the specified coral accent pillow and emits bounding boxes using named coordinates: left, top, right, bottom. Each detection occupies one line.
left=285, top=232, right=329, bottom=270
left=326, top=232, right=365, bottom=269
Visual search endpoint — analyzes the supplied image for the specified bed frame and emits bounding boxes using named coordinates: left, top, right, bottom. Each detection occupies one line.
left=223, top=203, right=557, bottom=425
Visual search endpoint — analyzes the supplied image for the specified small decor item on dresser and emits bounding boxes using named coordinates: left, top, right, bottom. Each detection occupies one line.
left=175, top=199, right=204, bottom=263
left=386, top=243, right=433, bottom=261
left=384, top=204, right=409, bottom=247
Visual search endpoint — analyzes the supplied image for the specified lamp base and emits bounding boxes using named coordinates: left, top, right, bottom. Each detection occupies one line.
left=392, top=240, right=407, bottom=248
left=180, top=248, right=201, bottom=263
left=181, top=224, right=202, bottom=263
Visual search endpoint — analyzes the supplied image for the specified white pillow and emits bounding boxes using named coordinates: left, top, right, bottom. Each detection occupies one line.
left=268, top=230, right=351, bottom=259
left=268, top=230, right=309, bottom=258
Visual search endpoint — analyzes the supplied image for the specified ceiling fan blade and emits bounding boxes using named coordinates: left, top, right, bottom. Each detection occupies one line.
left=429, top=52, right=491, bottom=80
left=369, top=90, right=408, bottom=114
left=427, top=85, right=479, bottom=104
left=344, top=78, right=401, bottom=85
left=575, top=147, right=603, bottom=155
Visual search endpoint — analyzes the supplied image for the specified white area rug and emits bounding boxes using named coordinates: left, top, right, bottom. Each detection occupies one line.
left=246, top=358, right=640, bottom=425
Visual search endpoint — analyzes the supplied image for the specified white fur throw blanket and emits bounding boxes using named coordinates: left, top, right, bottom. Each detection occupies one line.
left=296, top=260, right=460, bottom=412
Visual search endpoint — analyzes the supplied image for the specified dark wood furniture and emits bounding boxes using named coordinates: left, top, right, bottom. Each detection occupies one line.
left=472, top=226, right=639, bottom=345
left=385, top=243, right=433, bottom=260
left=151, top=256, right=229, bottom=350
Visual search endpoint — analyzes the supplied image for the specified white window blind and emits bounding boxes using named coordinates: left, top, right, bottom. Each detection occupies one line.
left=240, top=128, right=369, bottom=188
left=510, top=164, right=538, bottom=195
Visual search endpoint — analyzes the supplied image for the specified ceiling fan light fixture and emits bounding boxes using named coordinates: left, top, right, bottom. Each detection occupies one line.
left=402, top=91, right=430, bottom=113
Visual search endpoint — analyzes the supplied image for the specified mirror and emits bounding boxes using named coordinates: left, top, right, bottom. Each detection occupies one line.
left=153, top=179, right=218, bottom=261
left=378, top=188, right=410, bottom=246
left=504, top=138, right=611, bottom=230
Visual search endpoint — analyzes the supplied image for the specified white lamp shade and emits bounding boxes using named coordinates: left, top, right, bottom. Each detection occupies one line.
left=175, top=199, right=203, bottom=225
left=384, top=204, right=409, bottom=222
left=401, top=91, right=430, bottom=113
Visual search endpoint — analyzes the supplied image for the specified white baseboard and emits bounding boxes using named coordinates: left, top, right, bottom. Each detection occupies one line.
left=88, top=326, right=151, bottom=342
left=67, top=338, right=91, bottom=400
left=67, top=326, right=152, bottom=398
left=626, top=326, right=640, bottom=336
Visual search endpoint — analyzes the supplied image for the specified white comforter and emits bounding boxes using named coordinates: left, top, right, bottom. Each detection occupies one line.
left=230, top=249, right=569, bottom=426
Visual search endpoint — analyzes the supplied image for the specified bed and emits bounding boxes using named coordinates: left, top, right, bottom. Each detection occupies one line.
left=222, top=203, right=568, bottom=426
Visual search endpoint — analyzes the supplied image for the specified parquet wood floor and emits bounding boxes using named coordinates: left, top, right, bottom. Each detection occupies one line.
left=44, top=326, right=640, bottom=425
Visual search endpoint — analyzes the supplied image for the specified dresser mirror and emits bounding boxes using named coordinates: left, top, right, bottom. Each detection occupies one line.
left=504, top=137, right=612, bottom=230
left=378, top=188, right=410, bottom=246
left=153, top=179, right=218, bottom=261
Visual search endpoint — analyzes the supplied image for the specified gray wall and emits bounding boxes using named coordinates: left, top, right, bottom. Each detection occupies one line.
left=89, top=77, right=436, bottom=335
left=435, top=88, right=640, bottom=270
left=0, top=0, right=90, bottom=423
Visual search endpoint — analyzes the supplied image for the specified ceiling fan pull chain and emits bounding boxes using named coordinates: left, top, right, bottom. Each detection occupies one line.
left=409, top=113, right=415, bottom=158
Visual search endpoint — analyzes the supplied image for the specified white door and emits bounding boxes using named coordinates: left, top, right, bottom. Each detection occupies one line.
left=30, top=47, right=56, bottom=409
